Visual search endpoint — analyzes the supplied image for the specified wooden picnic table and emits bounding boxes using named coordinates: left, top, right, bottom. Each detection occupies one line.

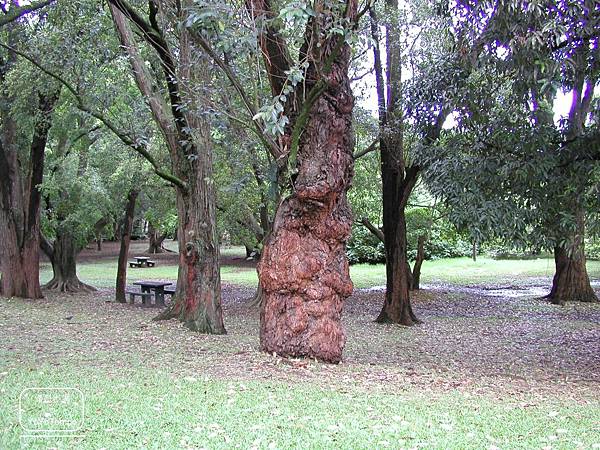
left=134, top=256, right=150, bottom=265
left=133, top=280, right=173, bottom=307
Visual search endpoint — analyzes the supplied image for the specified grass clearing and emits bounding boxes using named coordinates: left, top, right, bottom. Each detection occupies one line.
left=1, top=366, right=597, bottom=449
left=45, top=251, right=600, bottom=290
left=3, top=246, right=599, bottom=448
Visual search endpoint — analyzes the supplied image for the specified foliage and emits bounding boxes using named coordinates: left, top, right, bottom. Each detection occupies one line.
left=346, top=225, right=386, bottom=265
left=347, top=210, right=472, bottom=265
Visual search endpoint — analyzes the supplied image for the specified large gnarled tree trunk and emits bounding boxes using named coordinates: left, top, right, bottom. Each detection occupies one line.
left=255, top=0, right=358, bottom=363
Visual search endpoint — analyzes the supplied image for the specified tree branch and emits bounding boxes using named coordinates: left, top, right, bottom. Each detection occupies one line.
left=353, top=139, right=379, bottom=160
left=0, top=42, right=188, bottom=192
left=0, top=0, right=55, bottom=27
left=107, top=0, right=191, bottom=148
left=360, top=216, right=385, bottom=243
left=187, top=29, right=282, bottom=158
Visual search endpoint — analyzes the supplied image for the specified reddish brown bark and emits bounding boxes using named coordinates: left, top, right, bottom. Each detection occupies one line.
left=115, top=189, right=138, bottom=303
left=157, top=163, right=225, bottom=334
left=257, top=1, right=357, bottom=363
left=0, top=89, right=57, bottom=298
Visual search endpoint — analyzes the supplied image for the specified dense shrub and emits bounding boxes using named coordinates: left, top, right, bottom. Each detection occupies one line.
left=347, top=212, right=473, bottom=265
left=346, top=225, right=385, bottom=265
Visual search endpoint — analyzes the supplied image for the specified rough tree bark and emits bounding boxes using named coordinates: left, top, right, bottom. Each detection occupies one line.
left=546, top=212, right=598, bottom=304
left=254, top=0, right=358, bottom=363
left=109, top=1, right=225, bottom=333
left=0, top=85, right=58, bottom=298
left=115, top=189, right=138, bottom=303
left=41, top=229, right=96, bottom=293
left=163, top=164, right=224, bottom=332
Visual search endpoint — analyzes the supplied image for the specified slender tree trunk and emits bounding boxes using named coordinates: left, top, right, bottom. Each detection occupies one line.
left=377, top=206, right=419, bottom=324
left=43, top=228, right=96, bottom=293
left=115, top=189, right=138, bottom=303
left=547, top=212, right=598, bottom=304
left=411, top=234, right=426, bottom=291
left=472, top=239, right=477, bottom=262
left=369, top=1, right=420, bottom=326
left=93, top=217, right=109, bottom=252
left=147, top=222, right=166, bottom=253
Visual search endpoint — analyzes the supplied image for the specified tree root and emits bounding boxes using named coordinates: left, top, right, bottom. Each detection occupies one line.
left=152, top=301, right=179, bottom=321
left=43, top=277, right=97, bottom=293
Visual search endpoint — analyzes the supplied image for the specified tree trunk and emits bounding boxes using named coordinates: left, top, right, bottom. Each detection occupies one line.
left=109, top=3, right=225, bottom=334
left=249, top=282, right=265, bottom=307
left=0, top=227, right=42, bottom=298
left=147, top=222, right=166, bottom=253
left=43, top=229, right=96, bottom=293
left=155, top=179, right=225, bottom=334
left=0, top=89, right=58, bottom=299
left=411, top=234, right=426, bottom=291
left=547, top=245, right=598, bottom=304
left=258, top=54, right=355, bottom=364
left=472, top=239, right=477, bottom=262
left=377, top=206, right=419, bottom=324
left=93, top=217, right=109, bottom=252
left=115, top=189, right=138, bottom=303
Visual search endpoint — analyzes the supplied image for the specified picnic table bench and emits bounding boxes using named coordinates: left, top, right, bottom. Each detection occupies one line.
left=125, top=289, right=154, bottom=307
left=129, top=256, right=156, bottom=268
left=133, top=280, right=172, bottom=307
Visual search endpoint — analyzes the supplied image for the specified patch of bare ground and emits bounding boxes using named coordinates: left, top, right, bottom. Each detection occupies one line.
left=0, top=282, right=598, bottom=403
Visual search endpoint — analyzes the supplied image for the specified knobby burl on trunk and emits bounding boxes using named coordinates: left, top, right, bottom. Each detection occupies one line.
left=257, top=1, right=357, bottom=363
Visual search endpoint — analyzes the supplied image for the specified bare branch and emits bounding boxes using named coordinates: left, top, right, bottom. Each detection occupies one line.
left=353, top=139, right=379, bottom=160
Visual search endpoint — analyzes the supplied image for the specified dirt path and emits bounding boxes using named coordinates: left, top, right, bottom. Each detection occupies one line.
left=0, top=282, right=598, bottom=402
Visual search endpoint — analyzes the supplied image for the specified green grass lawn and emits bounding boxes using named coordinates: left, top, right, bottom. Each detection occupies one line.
left=6, top=252, right=598, bottom=448
left=1, top=366, right=597, bottom=449
left=43, top=254, right=600, bottom=290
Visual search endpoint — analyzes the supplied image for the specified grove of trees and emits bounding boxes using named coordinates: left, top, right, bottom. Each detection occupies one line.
left=0, top=0, right=598, bottom=363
